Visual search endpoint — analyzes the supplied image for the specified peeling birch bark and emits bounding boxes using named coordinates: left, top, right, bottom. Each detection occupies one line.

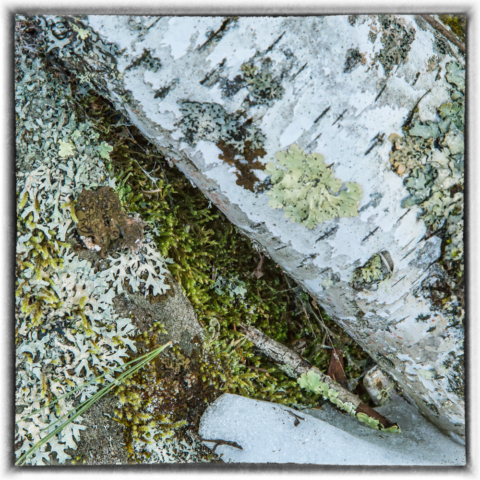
left=33, top=14, right=465, bottom=441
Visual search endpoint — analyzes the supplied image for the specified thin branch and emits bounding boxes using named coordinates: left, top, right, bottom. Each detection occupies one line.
left=142, top=189, right=162, bottom=194
left=198, top=436, right=243, bottom=455
left=240, top=324, right=398, bottom=431
left=420, top=15, right=465, bottom=53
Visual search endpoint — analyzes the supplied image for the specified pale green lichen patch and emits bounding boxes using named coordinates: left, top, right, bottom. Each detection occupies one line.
left=265, top=145, right=362, bottom=229
left=298, top=371, right=355, bottom=416
left=356, top=412, right=380, bottom=428
left=98, top=141, right=114, bottom=160
left=297, top=370, right=400, bottom=432
left=71, top=23, right=90, bottom=41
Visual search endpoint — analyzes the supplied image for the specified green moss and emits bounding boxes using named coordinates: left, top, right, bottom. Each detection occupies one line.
left=75, top=89, right=371, bottom=397
left=27, top=22, right=374, bottom=459
left=265, top=144, right=363, bottom=229
left=439, top=15, right=466, bottom=44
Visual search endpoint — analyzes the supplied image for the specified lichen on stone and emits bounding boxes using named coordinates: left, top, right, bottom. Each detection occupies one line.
left=75, top=186, right=146, bottom=257
left=15, top=23, right=172, bottom=464
left=265, top=144, right=363, bottom=229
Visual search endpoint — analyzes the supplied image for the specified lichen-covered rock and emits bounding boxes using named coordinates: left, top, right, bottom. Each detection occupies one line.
left=14, top=24, right=171, bottom=465
left=32, top=13, right=465, bottom=441
left=363, top=366, right=395, bottom=406
left=75, top=186, right=146, bottom=257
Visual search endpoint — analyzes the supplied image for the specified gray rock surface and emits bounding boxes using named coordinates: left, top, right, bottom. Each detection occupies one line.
left=199, top=393, right=466, bottom=465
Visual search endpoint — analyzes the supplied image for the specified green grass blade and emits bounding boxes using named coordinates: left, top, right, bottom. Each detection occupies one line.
left=16, top=346, right=164, bottom=425
left=15, top=342, right=171, bottom=466
left=38, top=345, right=164, bottom=433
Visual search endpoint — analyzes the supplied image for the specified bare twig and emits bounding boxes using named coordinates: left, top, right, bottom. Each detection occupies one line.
left=198, top=437, right=243, bottom=455
left=420, top=15, right=465, bottom=53
left=142, top=189, right=162, bottom=194
left=284, top=409, right=305, bottom=426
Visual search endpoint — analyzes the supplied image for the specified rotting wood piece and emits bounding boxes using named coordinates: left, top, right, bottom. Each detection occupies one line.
left=240, top=324, right=398, bottom=431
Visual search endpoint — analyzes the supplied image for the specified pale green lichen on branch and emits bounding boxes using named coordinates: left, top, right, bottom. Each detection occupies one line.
left=265, top=145, right=363, bottom=229
left=297, top=370, right=400, bottom=433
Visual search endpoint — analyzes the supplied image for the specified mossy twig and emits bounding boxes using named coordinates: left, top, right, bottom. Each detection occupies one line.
left=240, top=324, right=399, bottom=432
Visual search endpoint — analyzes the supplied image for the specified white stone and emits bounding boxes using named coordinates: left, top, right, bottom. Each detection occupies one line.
left=199, top=393, right=466, bottom=465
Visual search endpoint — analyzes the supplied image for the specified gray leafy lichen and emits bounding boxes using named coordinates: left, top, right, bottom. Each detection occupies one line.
left=240, top=62, right=284, bottom=106
left=375, top=16, right=416, bottom=76
left=388, top=61, right=465, bottom=399
left=178, top=101, right=268, bottom=191
left=178, top=101, right=265, bottom=154
left=389, top=62, right=464, bottom=264
left=265, top=145, right=363, bottom=229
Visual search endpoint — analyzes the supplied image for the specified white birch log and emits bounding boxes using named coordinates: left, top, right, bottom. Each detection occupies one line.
left=34, top=14, right=465, bottom=442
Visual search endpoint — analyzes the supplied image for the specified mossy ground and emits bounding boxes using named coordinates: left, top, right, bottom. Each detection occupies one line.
left=71, top=87, right=375, bottom=436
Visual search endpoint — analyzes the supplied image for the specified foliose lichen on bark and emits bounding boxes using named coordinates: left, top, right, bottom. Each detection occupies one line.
left=265, top=144, right=363, bottom=229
